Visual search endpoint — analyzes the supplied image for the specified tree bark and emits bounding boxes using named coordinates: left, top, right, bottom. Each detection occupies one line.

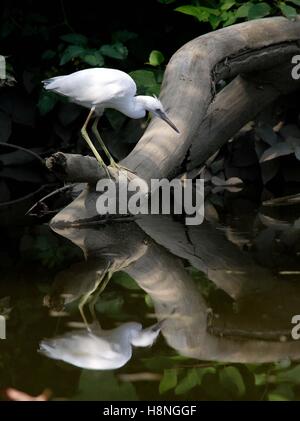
left=121, top=17, right=300, bottom=181
left=188, top=62, right=300, bottom=170
left=46, top=17, right=300, bottom=183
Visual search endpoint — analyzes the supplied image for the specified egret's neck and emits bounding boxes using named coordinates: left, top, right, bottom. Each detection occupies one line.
left=116, top=96, right=150, bottom=119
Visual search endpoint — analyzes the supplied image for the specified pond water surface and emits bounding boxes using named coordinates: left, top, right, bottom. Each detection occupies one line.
left=0, top=190, right=300, bottom=401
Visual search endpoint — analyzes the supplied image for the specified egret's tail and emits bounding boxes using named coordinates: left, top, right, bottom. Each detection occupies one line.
left=42, top=76, right=64, bottom=91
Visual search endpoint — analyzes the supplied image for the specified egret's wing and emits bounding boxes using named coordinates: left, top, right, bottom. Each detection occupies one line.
left=40, top=330, right=131, bottom=369
left=43, top=68, right=136, bottom=106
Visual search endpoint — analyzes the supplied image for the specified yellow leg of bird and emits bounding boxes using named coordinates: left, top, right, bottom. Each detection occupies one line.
left=81, top=108, right=111, bottom=179
left=88, top=263, right=113, bottom=321
left=92, top=117, right=136, bottom=180
left=78, top=265, right=111, bottom=330
left=78, top=292, right=92, bottom=331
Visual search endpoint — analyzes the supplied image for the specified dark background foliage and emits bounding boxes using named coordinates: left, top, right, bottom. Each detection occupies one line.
left=0, top=0, right=300, bottom=402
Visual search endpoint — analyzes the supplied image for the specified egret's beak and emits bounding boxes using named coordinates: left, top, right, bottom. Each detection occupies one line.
left=150, top=318, right=165, bottom=332
left=156, top=110, right=180, bottom=134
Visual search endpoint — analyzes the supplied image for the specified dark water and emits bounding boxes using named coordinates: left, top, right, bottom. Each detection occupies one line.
left=0, top=188, right=300, bottom=401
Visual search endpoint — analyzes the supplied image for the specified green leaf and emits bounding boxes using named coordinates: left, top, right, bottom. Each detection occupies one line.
left=148, top=50, right=165, bottom=67
left=236, top=2, right=253, bottom=18
left=100, top=43, right=128, bottom=60
left=145, top=294, right=154, bottom=308
left=276, top=364, right=300, bottom=384
left=279, top=4, right=297, bottom=19
left=174, top=367, right=215, bottom=395
left=175, top=367, right=216, bottom=396
left=60, top=33, right=88, bottom=46
left=38, top=91, right=57, bottom=115
left=248, top=3, right=271, bottom=20
left=175, top=5, right=219, bottom=23
left=81, top=50, right=104, bottom=66
left=159, top=369, right=178, bottom=394
left=129, top=70, right=160, bottom=95
left=175, top=368, right=200, bottom=395
left=94, top=294, right=124, bottom=315
left=268, top=384, right=295, bottom=401
left=219, top=366, right=246, bottom=398
left=112, top=272, right=140, bottom=290
left=221, top=0, right=236, bottom=11
left=254, top=373, right=268, bottom=386
left=59, top=45, right=85, bottom=65
left=209, top=14, right=222, bottom=29
left=222, top=11, right=238, bottom=26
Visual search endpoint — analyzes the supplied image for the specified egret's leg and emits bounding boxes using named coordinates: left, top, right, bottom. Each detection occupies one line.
left=78, top=267, right=109, bottom=330
left=78, top=292, right=92, bottom=331
left=81, top=108, right=111, bottom=178
left=89, top=264, right=113, bottom=320
left=92, top=117, right=136, bottom=178
left=92, top=117, right=117, bottom=166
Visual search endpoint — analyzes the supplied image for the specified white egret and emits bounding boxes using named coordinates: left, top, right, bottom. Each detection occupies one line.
left=39, top=320, right=162, bottom=370
left=43, top=68, right=179, bottom=175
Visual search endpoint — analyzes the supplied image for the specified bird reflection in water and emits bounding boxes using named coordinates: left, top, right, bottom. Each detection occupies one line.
left=39, top=320, right=162, bottom=370
left=43, top=259, right=115, bottom=330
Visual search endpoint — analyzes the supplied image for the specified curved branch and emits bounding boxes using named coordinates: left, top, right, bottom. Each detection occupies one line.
left=121, top=17, right=300, bottom=182
left=188, top=61, right=300, bottom=169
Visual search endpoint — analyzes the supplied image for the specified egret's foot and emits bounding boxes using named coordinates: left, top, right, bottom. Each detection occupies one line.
left=109, top=162, right=136, bottom=180
left=96, top=162, right=113, bottom=179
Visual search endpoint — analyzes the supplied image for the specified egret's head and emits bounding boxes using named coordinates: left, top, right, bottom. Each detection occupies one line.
left=141, top=95, right=179, bottom=133
left=130, top=321, right=163, bottom=347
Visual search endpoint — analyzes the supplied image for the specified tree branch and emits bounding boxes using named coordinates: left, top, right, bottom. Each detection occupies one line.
left=188, top=62, right=300, bottom=170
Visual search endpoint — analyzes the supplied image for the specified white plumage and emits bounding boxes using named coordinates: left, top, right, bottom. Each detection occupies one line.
left=43, top=68, right=137, bottom=116
left=42, top=68, right=179, bottom=173
left=39, top=321, right=162, bottom=370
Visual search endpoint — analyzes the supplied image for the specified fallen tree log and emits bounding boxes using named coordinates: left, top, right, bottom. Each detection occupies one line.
left=121, top=16, right=300, bottom=181
left=46, top=17, right=300, bottom=184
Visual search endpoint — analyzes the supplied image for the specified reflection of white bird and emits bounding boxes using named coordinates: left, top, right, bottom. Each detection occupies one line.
left=39, top=321, right=162, bottom=370
left=43, top=68, right=179, bottom=175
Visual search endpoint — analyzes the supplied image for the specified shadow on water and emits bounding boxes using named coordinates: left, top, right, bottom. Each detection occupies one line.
left=0, top=186, right=300, bottom=400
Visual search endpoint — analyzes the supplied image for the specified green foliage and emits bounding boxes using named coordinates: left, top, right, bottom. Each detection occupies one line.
left=130, top=70, right=161, bottom=96
left=219, top=366, right=246, bottom=398
left=43, top=37, right=127, bottom=71
left=94, top=292, right=125, bottom=315
left=148, top=50, right=165, bottom=67
left=100, top=43, right=128, bottom=60
left=37, top=30, right=156, bottom=115
left=59, top=45, right=87, bottom=65
left=112, top=271, right=141, bottom=290
left=20, top=227, right=80, bottom=269
left=279, top=3, right=298, bottom=18
left=268, top=384, right=295, bottom=401
left=174, top=0, right=300, bottom=29
left=75, top=371, right=137, bottom=401
left=159, top=369, right=178, bottom=394
left=155, top=361, right=300, bottom=400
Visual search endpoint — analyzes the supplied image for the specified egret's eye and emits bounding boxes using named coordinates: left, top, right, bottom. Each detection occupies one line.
left=155, top=108, right=162, bottom=113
